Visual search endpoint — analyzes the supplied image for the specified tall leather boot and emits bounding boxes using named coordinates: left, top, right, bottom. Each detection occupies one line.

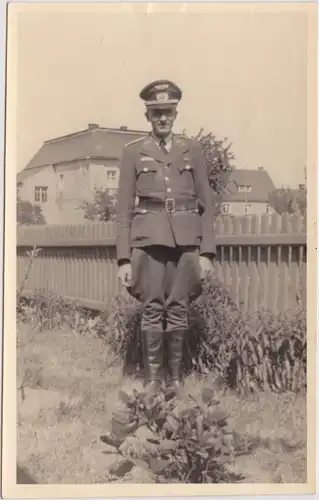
left=142, top=330, right=164, bottom=395
left=167, top=329, right=185, bottom=392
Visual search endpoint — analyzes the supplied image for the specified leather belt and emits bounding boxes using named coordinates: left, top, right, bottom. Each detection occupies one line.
left=136, top=197, right=199, bottom=214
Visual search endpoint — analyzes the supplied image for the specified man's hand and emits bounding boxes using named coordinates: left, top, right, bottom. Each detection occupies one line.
left=117, top=263, right=132, bottom=288
left=199, top=255, right=216, bottom=281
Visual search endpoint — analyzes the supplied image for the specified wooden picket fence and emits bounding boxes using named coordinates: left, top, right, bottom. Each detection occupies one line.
left=17, top=213, right=307, bottom=314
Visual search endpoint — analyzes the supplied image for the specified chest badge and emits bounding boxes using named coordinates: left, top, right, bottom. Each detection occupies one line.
left=141, top=156, right=155, bottom=162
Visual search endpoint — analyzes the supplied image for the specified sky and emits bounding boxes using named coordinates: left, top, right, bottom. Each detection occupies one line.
left=14, top=3, right=309, bottom=188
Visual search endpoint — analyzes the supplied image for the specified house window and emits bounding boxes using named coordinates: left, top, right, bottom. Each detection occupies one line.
left=106, top=169, right=117, bottom=182
left=238, top=184, right=252, bottom=193
left=244, top=203, right=253, bottom=215
left=222, top=203, right=230, bottom=213
left=34, top=186, right=48, bottom=203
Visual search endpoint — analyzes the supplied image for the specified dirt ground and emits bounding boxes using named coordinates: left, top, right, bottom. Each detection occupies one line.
left=17, top=322, right=307, bottom=484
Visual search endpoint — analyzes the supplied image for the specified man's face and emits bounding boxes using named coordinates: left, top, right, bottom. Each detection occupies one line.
left=146, top=106, right=177, bottom=138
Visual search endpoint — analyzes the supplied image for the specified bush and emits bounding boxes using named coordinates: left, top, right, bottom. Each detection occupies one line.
left=98, top=277, right=306, bottom=394
left=100, top=385, right=237, bottom=483
left=17, top=290, right=92, bottom=333
left=17, top=276, right=307, bottom=394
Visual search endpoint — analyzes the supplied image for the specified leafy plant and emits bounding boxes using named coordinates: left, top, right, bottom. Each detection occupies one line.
left=99, top=277, right=307, bottom=394
left=79, top=187, right=118, bottom=222
left=17, top=275, right=307, bottom=394
left=100, top=386, right=236, bottom=483
left=17, top=289, right=90, bottom=333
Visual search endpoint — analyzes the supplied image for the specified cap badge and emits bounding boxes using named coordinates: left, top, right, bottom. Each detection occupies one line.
left=156, top=92, right=169, bottom=101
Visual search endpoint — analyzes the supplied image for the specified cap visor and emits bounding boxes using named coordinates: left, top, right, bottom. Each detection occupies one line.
left=145, top=99, right=178, bottom=108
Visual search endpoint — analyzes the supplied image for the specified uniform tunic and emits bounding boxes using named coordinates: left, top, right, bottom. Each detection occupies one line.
left=116, top=133, right=216, bottom=332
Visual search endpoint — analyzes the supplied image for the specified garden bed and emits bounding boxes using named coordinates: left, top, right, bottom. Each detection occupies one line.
left=17, top=321, right=306, bottom=484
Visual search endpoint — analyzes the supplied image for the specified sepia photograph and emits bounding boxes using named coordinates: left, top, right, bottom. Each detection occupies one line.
left=2, top=1, right=317, bottom=497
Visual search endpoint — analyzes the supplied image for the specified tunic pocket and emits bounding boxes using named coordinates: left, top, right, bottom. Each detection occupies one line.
left=179, top=163, right=195, bottom=189
left=136, top=162, right=158, bottom=191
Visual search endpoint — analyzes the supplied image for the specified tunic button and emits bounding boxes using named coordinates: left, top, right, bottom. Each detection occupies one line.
left=166, top=187, right=172, bottom=193
left=143, top=167, right=148, bottom=172
left=165, top=176, right=170, bottom=182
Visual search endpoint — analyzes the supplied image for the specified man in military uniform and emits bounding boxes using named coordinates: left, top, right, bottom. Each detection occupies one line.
left=116, top=79, right=216, bottom=394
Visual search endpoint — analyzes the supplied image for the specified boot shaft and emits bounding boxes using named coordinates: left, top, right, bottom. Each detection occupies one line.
left=142, top=329, right=165, bottom=383
left=167, top=329, right=185, bottom=382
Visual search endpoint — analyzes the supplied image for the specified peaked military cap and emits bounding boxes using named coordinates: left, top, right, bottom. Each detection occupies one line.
left=139, top=79, right=182, bottom=108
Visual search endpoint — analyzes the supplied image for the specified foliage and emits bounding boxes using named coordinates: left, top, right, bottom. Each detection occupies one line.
left=16, top=251, right=307, bottom=484
left=269, top=187, right=307, bottom=217
left=187, top=278, right=307, bottom=394
left=17, top=181, right=46, bottom=225
left=192, top=129, right=235, bottom=195
left=95, top=277, right=306, bottom=394
left=17, top=290, right=79, bottom=332
left=79, top=187, right=117, bottom=222
left=100, top=385, right=236, bottom=483
left=17, top=284, right=97, bottom=335
left=184, top=129, right=235, bottom=214
left=17, top=275, right=307, bottom=395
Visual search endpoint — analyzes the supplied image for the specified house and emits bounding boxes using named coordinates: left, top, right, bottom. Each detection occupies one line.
left=18, top=123, right=276, bottom=223
left=17, top=124, right=147, bottom=224
left=221, top=167, right=276, bottom=216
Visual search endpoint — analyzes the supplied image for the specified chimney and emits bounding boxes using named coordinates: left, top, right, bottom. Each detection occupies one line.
left=88, top=123, right=99, bottom=129
left=120, top=125, right=128, bottom=131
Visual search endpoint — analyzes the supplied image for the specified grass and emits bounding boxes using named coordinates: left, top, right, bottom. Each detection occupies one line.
left=17, top=322, right=307, bottom=484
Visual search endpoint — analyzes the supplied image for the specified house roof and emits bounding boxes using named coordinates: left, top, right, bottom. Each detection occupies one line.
left=223, top=168, right=276, bottom=203
left=23, top=124, right=148, bottom=171
left=19, top=125, right=276, bottom=205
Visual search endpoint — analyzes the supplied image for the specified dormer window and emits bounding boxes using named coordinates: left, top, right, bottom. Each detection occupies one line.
left=238, top=184, right=252, bottom=193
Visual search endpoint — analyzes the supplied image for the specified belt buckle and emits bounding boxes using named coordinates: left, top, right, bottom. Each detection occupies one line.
left=165, top=198, right=175, bottom=213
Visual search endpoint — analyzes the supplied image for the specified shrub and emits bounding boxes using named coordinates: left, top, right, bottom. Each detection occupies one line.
left=17, top=289, right=91, bottom=333
left=79, top=187, right=117, bottom=222
left=100, top=385, right=237, bottom=483
left=99, top=277, right=307, bottom=394
left=17, top=276, right=307, bottom=394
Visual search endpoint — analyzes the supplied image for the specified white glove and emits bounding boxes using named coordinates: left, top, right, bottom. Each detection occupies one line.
left=199, top=256, right=216, bottom=281
left=117, top=263, right=132, bottom=288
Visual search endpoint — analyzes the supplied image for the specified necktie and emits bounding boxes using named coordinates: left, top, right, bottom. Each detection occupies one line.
left=159, top=139, right=168, bottom=154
